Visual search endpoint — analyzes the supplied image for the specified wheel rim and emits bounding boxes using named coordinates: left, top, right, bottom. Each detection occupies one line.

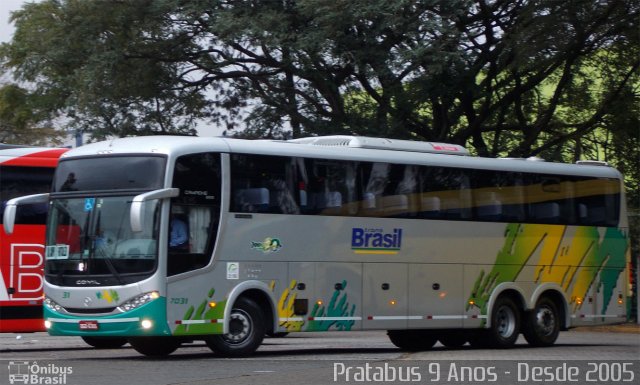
left=223, top=309, right=252, bottom=344
left=496, top=305, right=516, bottom=338
left=535, top=305, right=556, bottom=336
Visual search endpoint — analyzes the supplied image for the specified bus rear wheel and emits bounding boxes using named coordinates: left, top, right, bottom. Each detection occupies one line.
left=128, top=337, right=181, bottom=357
left=387, top=330, right=437, bottom=351
left=206, top=297, right=265, bottom=357
left=523, top=297, right=560, bottom=347
left=81, top=336, right=127, bottom=349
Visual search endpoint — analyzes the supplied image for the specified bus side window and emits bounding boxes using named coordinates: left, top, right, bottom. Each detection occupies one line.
left=382, top=164, right=418, bottom=217
left=573, top=177, right=620, bottom=227
left=475, top=191, right=503, bottom=221
left=230, top=154, right=300, bottom=214
left=304, top=159, right=356, bottom=216
left=525, top=175, right=575, bottom=224
left=358, top=162, right=389, bottom=216
left=235, top=188, right=270, bottom=212
left=0, top=166, right=55, bottom=225
left=470, top=170, right=525, bottom=223
left=420, top=167, right=471, bottom=220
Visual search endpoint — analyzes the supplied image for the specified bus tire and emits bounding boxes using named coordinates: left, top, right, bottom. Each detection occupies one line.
left=387, top=330, right=437, bottom=351
left=206, top=297, right=265, bottom=357
left=523, top=297, right=560, bottom=347
left=485, top=296, right=521, bottom=348
left=81, top=336, right=127, bottom=349
left=438, top=331, right=467, bottom=348
left=128, top=337, right=181, bottom=357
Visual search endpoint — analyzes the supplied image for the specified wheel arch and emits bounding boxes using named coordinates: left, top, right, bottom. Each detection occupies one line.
left=224, top=281, right=277, bottom=335
left=485, top=283, right=527, bottom=329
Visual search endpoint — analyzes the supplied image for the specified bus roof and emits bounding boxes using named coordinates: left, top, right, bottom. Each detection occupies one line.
left=0, top=146, right=68, bottom=167
left=288, top=136, right=469, bottom=156
left=60, top=135, right=622, bottom=179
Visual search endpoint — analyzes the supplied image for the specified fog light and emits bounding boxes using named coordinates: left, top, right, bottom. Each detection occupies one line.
left=141, top=319, right=153, bottom=329
left=44, top=320, right=52, bottom=329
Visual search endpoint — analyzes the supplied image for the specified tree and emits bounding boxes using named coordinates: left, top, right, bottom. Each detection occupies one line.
left=0, top=84, right=64, bottom=145
left=1, top=0, right=208, bottom=139
left=1, top=0, right=637, bottom=158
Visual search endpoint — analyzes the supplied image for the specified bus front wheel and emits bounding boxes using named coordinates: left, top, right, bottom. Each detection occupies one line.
left=206, top=297, right=265, bottom=357
left=128, top=337, right=181, bottom=357
left=523, top=297, right=560, bottom=347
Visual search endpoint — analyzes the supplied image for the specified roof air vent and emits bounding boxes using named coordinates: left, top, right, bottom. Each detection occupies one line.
left=288, top=136, right=469, bottom=156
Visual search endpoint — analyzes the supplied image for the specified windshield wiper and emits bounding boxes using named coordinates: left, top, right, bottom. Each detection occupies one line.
left=95, top=244, right=124, bottom=285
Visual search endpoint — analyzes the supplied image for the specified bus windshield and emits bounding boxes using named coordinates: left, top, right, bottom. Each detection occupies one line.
left=45, top=195, right=160, bottom=286
left=54, top=156, right=166, bottom=193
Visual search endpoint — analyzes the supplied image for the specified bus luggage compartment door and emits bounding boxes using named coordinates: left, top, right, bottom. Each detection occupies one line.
left=362, top=263, right=407, bottom=330
left=409, top=264, right=464, bottom=329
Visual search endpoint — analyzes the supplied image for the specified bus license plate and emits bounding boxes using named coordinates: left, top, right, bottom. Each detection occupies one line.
left=79, top=321, right=99, bottom=330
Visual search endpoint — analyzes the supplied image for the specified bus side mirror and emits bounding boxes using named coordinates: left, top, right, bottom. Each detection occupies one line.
left=130, top=188, right=179, bottom=232
left=2, top=193, right=50, bottom=235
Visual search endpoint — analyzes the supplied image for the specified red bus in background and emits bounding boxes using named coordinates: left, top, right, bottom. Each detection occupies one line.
left=0, top=145, right=68, bottom=332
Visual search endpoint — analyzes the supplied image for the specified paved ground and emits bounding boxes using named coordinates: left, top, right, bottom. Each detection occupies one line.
left=1, top=328, right=638, bottom=385
left=573, top=322, right=640, bottom=333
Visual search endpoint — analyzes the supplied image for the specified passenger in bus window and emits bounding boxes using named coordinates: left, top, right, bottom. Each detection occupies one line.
left=169, top=210, right=188, bottom=250
left=95, top=229, right=115, bottom=257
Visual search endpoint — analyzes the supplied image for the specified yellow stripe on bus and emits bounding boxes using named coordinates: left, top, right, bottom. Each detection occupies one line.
left=353, top=250, right=399, bottom=255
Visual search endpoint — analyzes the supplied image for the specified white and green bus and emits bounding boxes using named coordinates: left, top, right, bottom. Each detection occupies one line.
left=3, top=135, right=631, bottom=356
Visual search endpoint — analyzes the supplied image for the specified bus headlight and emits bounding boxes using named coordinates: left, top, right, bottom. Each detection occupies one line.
left=43, top=296, right=63, bottom=312
left=117, top=291, right=160, bottom=312
left=44, top=320, right=52, bottom=329
left=141, top=319, right=153, bottom=329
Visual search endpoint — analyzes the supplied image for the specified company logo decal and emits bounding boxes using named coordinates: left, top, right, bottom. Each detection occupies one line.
left=4, top=243, right=45, bottom=300
left=351, top=228, right=402, bottom=254
left=251, top=237, right=282, bottom=253
left=96, top=290, right=119, bottom=303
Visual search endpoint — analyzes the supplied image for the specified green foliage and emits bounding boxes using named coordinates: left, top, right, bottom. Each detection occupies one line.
left=0, top=1, right=637, bottom=196
left=1, top=0, right=206, bottom=139
left=0, top=84, right=64, bottom=145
